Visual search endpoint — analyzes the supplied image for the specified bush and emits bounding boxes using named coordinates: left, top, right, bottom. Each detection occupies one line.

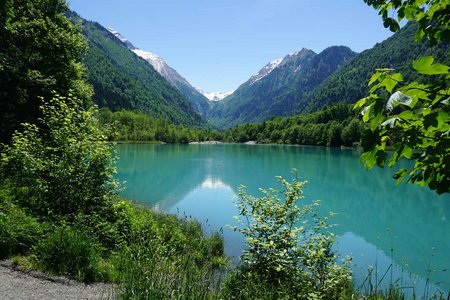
left=33, top=226, right=101, bottom=282
left=0, top=94, right=118, bottom=221
left=224, top=174, right=351, bottom=299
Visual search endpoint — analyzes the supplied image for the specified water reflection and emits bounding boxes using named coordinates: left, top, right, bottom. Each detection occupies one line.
left=116, top=144, right=450, bottom=293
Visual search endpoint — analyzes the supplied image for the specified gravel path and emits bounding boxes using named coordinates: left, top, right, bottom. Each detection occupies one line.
left=0, top=261, right=116, bottom=300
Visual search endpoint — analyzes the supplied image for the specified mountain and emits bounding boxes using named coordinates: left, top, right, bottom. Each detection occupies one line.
left=69, top=12, right=204, bottom=127
left=208, top=47, right=356, bottom=129
left=108, top=28, right=211, bottom=117
left=297, top=22, right=450, bottom=114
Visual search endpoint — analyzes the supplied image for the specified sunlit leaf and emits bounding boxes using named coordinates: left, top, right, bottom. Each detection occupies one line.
left=413, top=56, right=449, bottom=75
left=368, top=72, right=381, bottom=86
left=394, top=169, right=408, bottom=184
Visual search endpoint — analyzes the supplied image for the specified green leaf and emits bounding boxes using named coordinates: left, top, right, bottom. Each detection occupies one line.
left=354, top=97, right=368, bottom=110
left=394, top=169, right=408, bottom=185
left=413, top=56, right=434, bottom=71
left=361, top=150, right=377, bottom=170
left=401, top=146, right=413, bottom=159
left=381, top=77, right=398, bottom=93
left=368, top=72, right=381, bottom=86
left=413, top=56, right=449, bottom=75
left=362, top=104, right=372, bottom=123
left=391, top=73, right=403, bottom=82
left=398, top=110, right=416, bottom=121
left=370, top=114, right=385, bottom=131
left=423, top=110, right=450, bottom=129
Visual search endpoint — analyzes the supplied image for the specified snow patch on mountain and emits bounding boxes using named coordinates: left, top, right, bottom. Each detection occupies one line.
left=248, top=58, right=283, bottom=85
left=107, top=28, right=136, bottom=50
left=197, top=89, right=232, bottom=101
left=132, top=49, right=166, bottom=73
left=108, top=28, right=165, bottom=73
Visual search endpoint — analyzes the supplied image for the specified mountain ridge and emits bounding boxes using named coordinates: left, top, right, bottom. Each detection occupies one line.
left=107, top=28, right=211, bottom=117
left=208, top=46, right=356, bottom=128
left=69, top=11, right=205, bottom=127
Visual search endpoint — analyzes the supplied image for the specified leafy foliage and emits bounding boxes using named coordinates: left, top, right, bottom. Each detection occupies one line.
left=225, top=175, right=351, bottom=299
left=364, top=0, right=450, bottom=45
left=33, top=226, right=102, bottom=283
left=0, top=94, right=118, bottom=220
left=357, top=60, right=450, bottom=194
left=358, top=0, right=450, bottom=194
left=0, top=201, right=45, bottom=259
left=0, top=0, right=92, bottom=143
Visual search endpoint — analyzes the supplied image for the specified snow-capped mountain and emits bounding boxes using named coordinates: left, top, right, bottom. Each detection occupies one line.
left=107, top=28, right=210, bottom=116
left=197, top=90, right=232, bottom=101
left=208, top=47, right=357, bottom=128
left=247, top=48, right=312, bottom=86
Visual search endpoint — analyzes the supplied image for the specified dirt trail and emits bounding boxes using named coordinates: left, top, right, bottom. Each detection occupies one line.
left=0, top=261, right=115, bottom=300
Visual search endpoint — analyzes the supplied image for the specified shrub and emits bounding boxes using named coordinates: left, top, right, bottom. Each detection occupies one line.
left=0, top=94, right=118, bottom=221
left=224, top=174, right=351, bottom=299
left=33, top=226, right=101, bottom=282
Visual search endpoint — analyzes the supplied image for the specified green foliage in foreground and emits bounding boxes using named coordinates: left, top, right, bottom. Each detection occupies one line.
left=222, top=175, right=351, bottom=299
left=97, top=108, right=223, bottom=143
left=223, top=104, right=365, bottom=147
left=358, top=0, right=450, bottom=194
left=0, top=187, right=225, bottom=289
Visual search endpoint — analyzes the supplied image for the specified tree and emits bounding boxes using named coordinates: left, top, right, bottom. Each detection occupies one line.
left=0, top=0, right=91, bottom=143
left=0, top=94, right=118, bottom=220
left=357, top=0, right=450, bottom=194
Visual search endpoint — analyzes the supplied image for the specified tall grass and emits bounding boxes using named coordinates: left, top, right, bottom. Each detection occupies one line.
left=0, top=201, right=44, bottom=259
left=33, top=226, right=102, bottom=283
left=116, top=240, right=221, bottom=299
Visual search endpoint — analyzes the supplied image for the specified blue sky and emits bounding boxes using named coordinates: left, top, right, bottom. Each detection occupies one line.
left=69, top=0, right=394, bottom=92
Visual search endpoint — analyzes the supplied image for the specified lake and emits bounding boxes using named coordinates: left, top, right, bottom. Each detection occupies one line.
left=116, top=143, right=450, bottom=295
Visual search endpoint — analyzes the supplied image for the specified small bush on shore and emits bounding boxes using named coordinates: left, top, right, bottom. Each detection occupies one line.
left=222, top=174, right=352, bottom=299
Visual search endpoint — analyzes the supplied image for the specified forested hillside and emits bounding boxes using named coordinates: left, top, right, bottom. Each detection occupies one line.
left=208, top=47, right=356, bottom=128
left=70, top=12, right=205, bottom=127
left=222, top=104, right=363, bottom=147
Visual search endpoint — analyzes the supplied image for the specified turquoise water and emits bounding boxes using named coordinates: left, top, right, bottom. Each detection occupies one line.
left=116, top=143, right=450, bottom=294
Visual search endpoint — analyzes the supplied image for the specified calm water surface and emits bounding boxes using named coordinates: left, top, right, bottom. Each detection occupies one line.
left=116, top=144, right=450, bottom=294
